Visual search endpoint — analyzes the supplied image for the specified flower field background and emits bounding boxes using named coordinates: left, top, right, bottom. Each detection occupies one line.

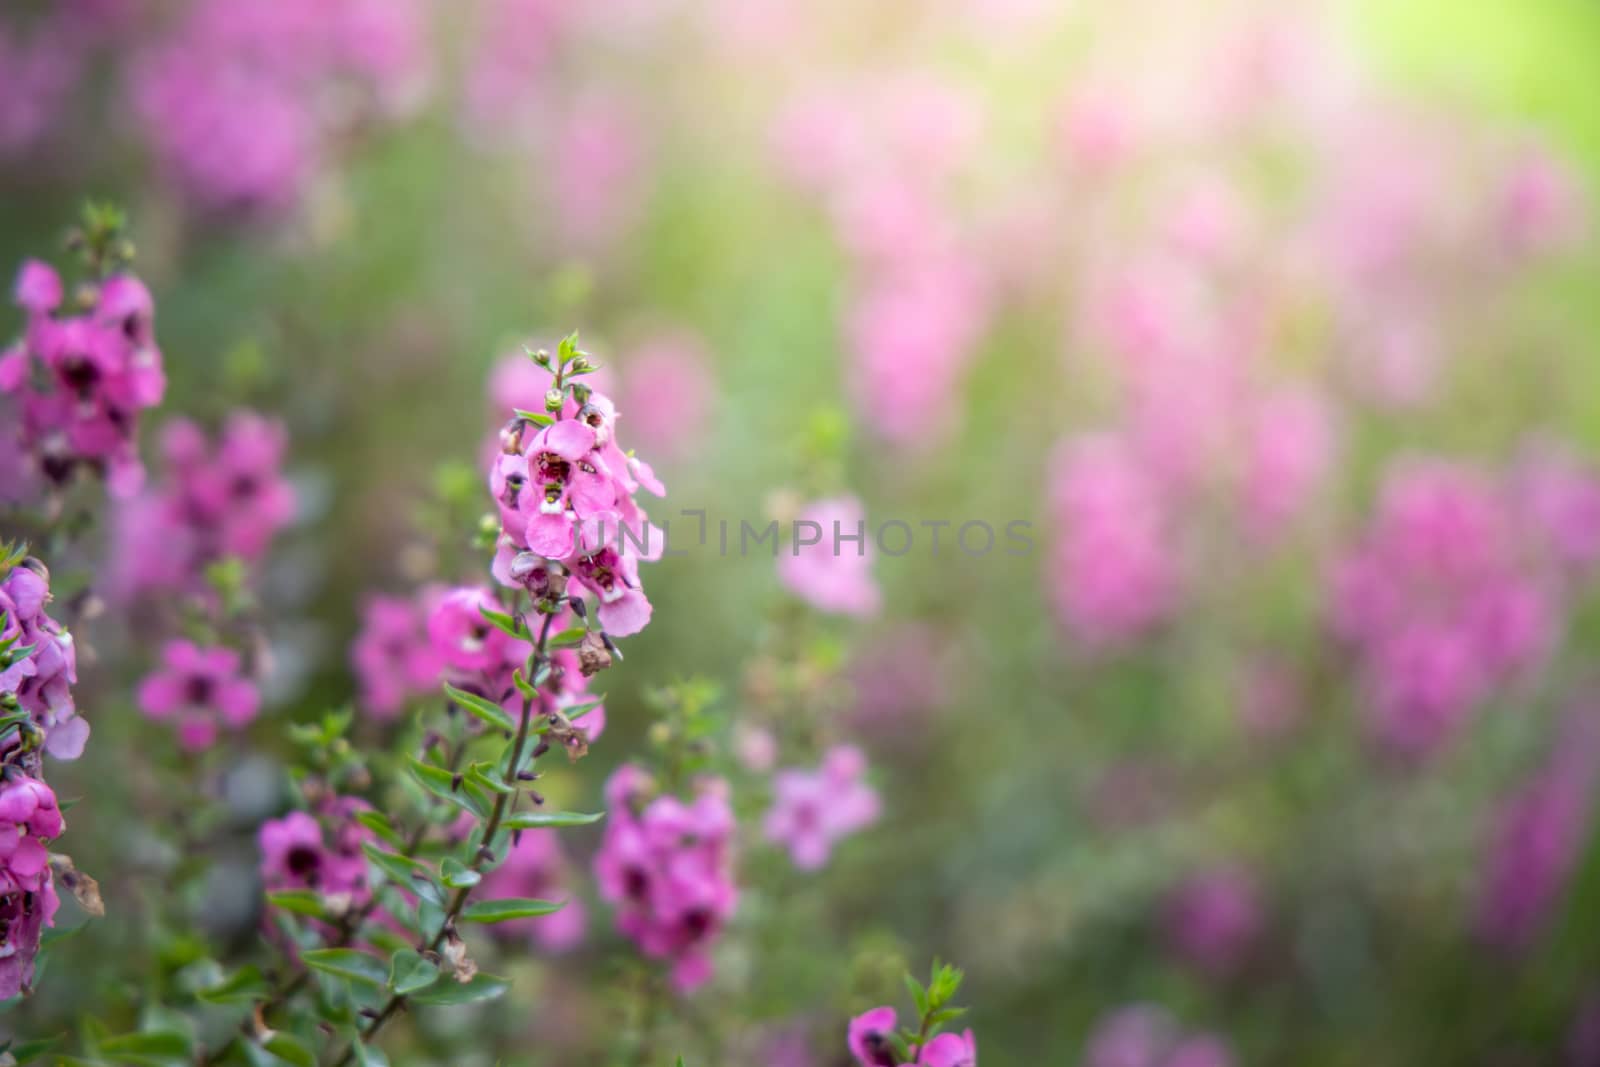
left=3, top=0, right=1600, bottom=1064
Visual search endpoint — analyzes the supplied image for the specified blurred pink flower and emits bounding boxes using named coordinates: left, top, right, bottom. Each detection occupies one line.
left=1331, top=458, right=1559, bottom=758
left=1163, top=866, right=1263, bottom=977
left=616, top=331, right=715, bottom=459
left=137, top=640, right=261, bottom=751
left=763, top=745, right=880, bottom=870
left=351, top=593, right=444, bottom=720
left=1048, top=433, right=1179, bottom=648
left=778, top=496, right=882, bottom=618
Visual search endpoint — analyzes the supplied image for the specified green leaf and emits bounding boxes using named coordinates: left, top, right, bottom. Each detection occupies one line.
left=7, top=1035, right=63, bottom=1063
left=409, top=972, right=512, bottom=1005
left=353, top=810, right=406, bottom=849
left=467, top=762, right=515, bottom=795
left=388, top=949, right=440, bottom=996
left=301, top=948, right=388, bottom=987
left=461, top=897, right=565, bottom=923
left=548, top=626, right=589, bottom=649
left=501, top=810, right=604, bottom=830
left=197, top=965, right=270, bottom=1004
left=512, top=409, right=554, bottom=427
left=264, top=890, right=329, bottom=918
left=476, top=602, right=526, bottom=640
left=441, top=684, right=515, bottom=733
left=440, top=857, right=481, bottom=889
left=407, top=756, right=491, bottom=819
left=360, top=841, right=435, bottom=894
left=262, top=1033, right=316, bottom=1067
left=97, top=1031, right=193, bottom=1057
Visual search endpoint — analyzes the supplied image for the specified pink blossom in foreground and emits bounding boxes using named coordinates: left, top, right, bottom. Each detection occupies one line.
left=0, top=258, right=165, bottom=500
left=0, top=559, right=86, bottom=760
left=764, top=746, right=880, bottom=871
left=137, top=640, right=261, bottom=751
left=1047, top=433, right=1179, bottom=648
left=489, top=361, right=664, bottom=641
left=777, top=496, right=882, bottom=618
left=0, top=774, right=64, bottom=998
left=350, top=593, right=444, bottom=720
left=595, top=767, right=737, bottom=991
left=477, top=828, right=586, bottom=952
left=847, top=1006, right=976, bottom=1067
left=847, top=1006, right=900, bottom=1066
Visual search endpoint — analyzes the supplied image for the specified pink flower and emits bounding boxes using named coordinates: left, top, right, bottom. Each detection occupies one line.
left=595, top=768, right=737, bottom=991
left=847, top=1006, right=899, bottom=1066
left=764, top=746, right=880, bottom=871
left=426, top=587, right=522, bottom=675
left=1163, top=866, right=1262, bottom=977
left=1330, top=458, right=1559, bottom=758
left=0, top=774, right=63, bottom=999
left=128, top=0, right=429, bottom=215
left=1476, top=716, right=1600, bottom=953
left=616, top=332, right=716, bottom=459
left=1240, top=386, right=1339, bottom=544
left=1047, top=433, right=1179, bottom=648
left=846, top=261, right=987, bottom=448
left=489, top=360, right=664, bottom=645
left=137, top=640, right=261, bottom=751
left=919, top=1030, right=978, bottom=1067
left=777, top=496, right=882, bottom=618
left=104, top=411, right=294, bottom=603
left=1, top=256, right=165, bottom=500
left=479, top=829, right=586, bottom=953
left=260, top=795, right=373, bottom=903
left=1, top=559, right=85, bottom=760
left=350, top=593, right=444, bottom=720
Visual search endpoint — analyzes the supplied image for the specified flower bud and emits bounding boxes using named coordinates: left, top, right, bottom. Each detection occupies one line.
left=577, top=631, right=612, bottom=677
left=544, top=388, right=564, bottom=413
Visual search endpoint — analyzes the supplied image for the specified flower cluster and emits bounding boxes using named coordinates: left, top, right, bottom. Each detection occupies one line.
left=488, top=338, right=663, bottom=640
left=0, top=774, right=64, bottom=999
left=1475, top=711, right=1600, bottom=953
left=130, top=0, right=429, bottom=214
left=0, top=558, right=85, bottom=760
left=351, top=591, right=444, bottom=721
left=107, top=411, right=295, bottom=601
left=136, top=640, right=261, bottom=752
left=777, top=496, right=883, bottom=619
left=1330, top=459, right=1561, bottom=758
left=425, top=585, right=607, bottom=742
left=764, top=745, right=880, bottom=871
left=1047, top=433, right=1180, bottom=648
left=259, top=794, right=375, bottom=906
left=0, top=551, right=81, bottom=999
left=0, top=251, right=164, bottom=500
left=594, top=765, right=737, bottom=991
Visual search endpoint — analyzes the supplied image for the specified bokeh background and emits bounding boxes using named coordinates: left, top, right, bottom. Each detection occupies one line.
left=5, top=0, right=1600, bottom=1063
